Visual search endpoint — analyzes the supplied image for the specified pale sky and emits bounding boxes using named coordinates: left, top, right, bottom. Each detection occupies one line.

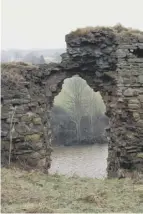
left=1, top=0, right=143, bottom=49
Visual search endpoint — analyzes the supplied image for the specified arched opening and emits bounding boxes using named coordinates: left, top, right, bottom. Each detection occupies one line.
left=49, top=75, right=109, bottom=178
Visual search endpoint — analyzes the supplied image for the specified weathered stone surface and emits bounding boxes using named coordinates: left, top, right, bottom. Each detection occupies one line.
left=31, top=152, right=41, bottom=159
left=1, top=26, right=143, bottom=177
left=139, top=95, right=143, bottom=102
left=133, top=112, right=140, bottom=121
left=138, top=75, right=143, bottom=83
left=137, top=153, right=143, bottom=159
left=1, top=140, right=12, bottom=151
left=124, top=88, right=134, bottom=97
left=136, top=120, right=143, bottom=127
left=24, top=134, right=42, bottom=142
left=33, top=117, right=42, bottom=125
left=1, top=131, right=8, bottom=137
left=37, top=158, right=46, bottom=168
left=128, top=103, right=140, bottom=109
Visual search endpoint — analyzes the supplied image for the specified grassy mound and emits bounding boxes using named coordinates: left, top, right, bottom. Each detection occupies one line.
left=1, top=167, right=143, bottom=213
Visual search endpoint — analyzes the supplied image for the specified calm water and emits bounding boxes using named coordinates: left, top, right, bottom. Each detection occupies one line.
left=49, top=144, right=108, bottom=178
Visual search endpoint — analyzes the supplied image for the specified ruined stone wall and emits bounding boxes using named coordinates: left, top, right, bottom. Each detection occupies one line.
left=1, top=63, right=45, bottom=168
left=63, top=27, right=143, bottom=176
left=108, top=35, right=143, bottom=176
left=1, top=26, right=143, bottom=177
left=1, top=63, right=66, bottom=171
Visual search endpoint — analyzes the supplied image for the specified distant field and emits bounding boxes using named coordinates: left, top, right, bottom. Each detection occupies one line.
left=1, top=168, right=143, bottom=213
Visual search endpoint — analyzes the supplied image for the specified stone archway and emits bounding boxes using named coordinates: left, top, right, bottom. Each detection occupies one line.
left=1, top=26, right=143, bottom=177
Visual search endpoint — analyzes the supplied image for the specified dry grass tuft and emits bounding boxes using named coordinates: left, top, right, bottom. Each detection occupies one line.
left=78, top=191, right=107, bottom=207
left=70, top=26, right=112, bottom=36
left=1, top=62, right=38, bottom=84
left=70, top=23, right=143, bottom=37
left=1, top=62, right=37, bottom=75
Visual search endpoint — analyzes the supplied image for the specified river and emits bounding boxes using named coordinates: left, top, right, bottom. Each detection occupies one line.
left=49, top=143, right=108, bottom=178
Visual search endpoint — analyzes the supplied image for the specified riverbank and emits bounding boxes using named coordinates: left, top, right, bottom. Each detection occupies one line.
left=1, top=167, right=143, bottom=213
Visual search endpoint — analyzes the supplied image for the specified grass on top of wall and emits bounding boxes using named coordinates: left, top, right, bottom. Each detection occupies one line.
left=70, top=23, right=143, bottom=37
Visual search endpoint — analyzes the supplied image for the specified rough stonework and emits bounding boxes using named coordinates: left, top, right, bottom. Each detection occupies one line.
left=1, top=25, right=143, bottom=177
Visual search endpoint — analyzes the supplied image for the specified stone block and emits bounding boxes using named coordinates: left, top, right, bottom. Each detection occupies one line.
left=1, top=140, right=11, bottom=151
left=31, top=152, right=41, bottom=159
left=123, top=88, right=134, bottom=97
left=15, top=123, right=30, bottom=134
left=1, top=113, right=9, bottom=120
left=128, top=58, right=143, bottom=63
left=137, top=153, right=143, bottom=159
left=1, top=131, right=8, bottom=137
left=25, top=134, right=41, bottom=142
left=7, top=129, right=19, bottom=139
left=139, top=95, right=143, bottom=102
left=39, top=149, right=46, bottom=156
left=128, top=103, right=140, bottom=109
left=37, top=158, right=46, bottom=167
left=136, top=120, right=143, bottom=127
left=6, top=118, right=19, bottom=123
left=34, top=142, right=43, bottom=149
left=117, top=98, right=124, bottom=102
left=33, top=117, right=42, bottom=125
left=116, top=49, right=127, bottom=58
left=13, top=150, right=33, bottom=155
left=4, top=99, right=30, bottom=105
left=128, top=99, right=140, bottom=104
left=138, top=75, right=143, bottom=84
left=21, top=115, right=32, bottom=123
left=133, top=112, right=140, bottom=121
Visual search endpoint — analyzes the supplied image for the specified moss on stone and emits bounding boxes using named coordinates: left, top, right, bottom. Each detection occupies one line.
left=1, top=141, right=11, bottom=150
left=25, top=134, right=41, bottom=142
left=30, top=152, right=41, bottom=159
left=21, top=112, right=37, bottom=123
left=33, top=117, right=42, bottom=125
left=137, top=153, right=143, bottom=159
left=21, top=115, right=32, bottom=122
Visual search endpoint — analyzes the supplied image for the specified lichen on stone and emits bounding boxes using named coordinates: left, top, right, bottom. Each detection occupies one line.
left=25, top=134, right=41, bottom=142
left=33, top=117, right=42, bottom=125
left=136, top=153, right=143, bottom=159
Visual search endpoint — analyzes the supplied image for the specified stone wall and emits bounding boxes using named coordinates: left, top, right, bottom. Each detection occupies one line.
left=1, top=26, right=143, bottom=177
left=1, top=63, right=66, bottom=171
left=108, top=35, right=143, bottom=176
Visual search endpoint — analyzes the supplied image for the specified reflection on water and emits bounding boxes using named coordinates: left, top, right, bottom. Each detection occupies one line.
left=49, top=144, right=108, bottom=178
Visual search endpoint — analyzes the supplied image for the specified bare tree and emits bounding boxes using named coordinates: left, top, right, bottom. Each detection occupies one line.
left=54, top=75, right=107, bottom=144
left=84, top=89, right=106, bottom=134
left=55, top=76, right=89, bottom=142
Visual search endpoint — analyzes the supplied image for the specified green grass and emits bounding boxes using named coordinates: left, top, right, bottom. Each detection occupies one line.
left=1, top=167, right=143, bottom=213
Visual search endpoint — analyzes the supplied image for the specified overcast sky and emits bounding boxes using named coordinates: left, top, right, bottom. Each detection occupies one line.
left=1, top=0, right=143, bottom=49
